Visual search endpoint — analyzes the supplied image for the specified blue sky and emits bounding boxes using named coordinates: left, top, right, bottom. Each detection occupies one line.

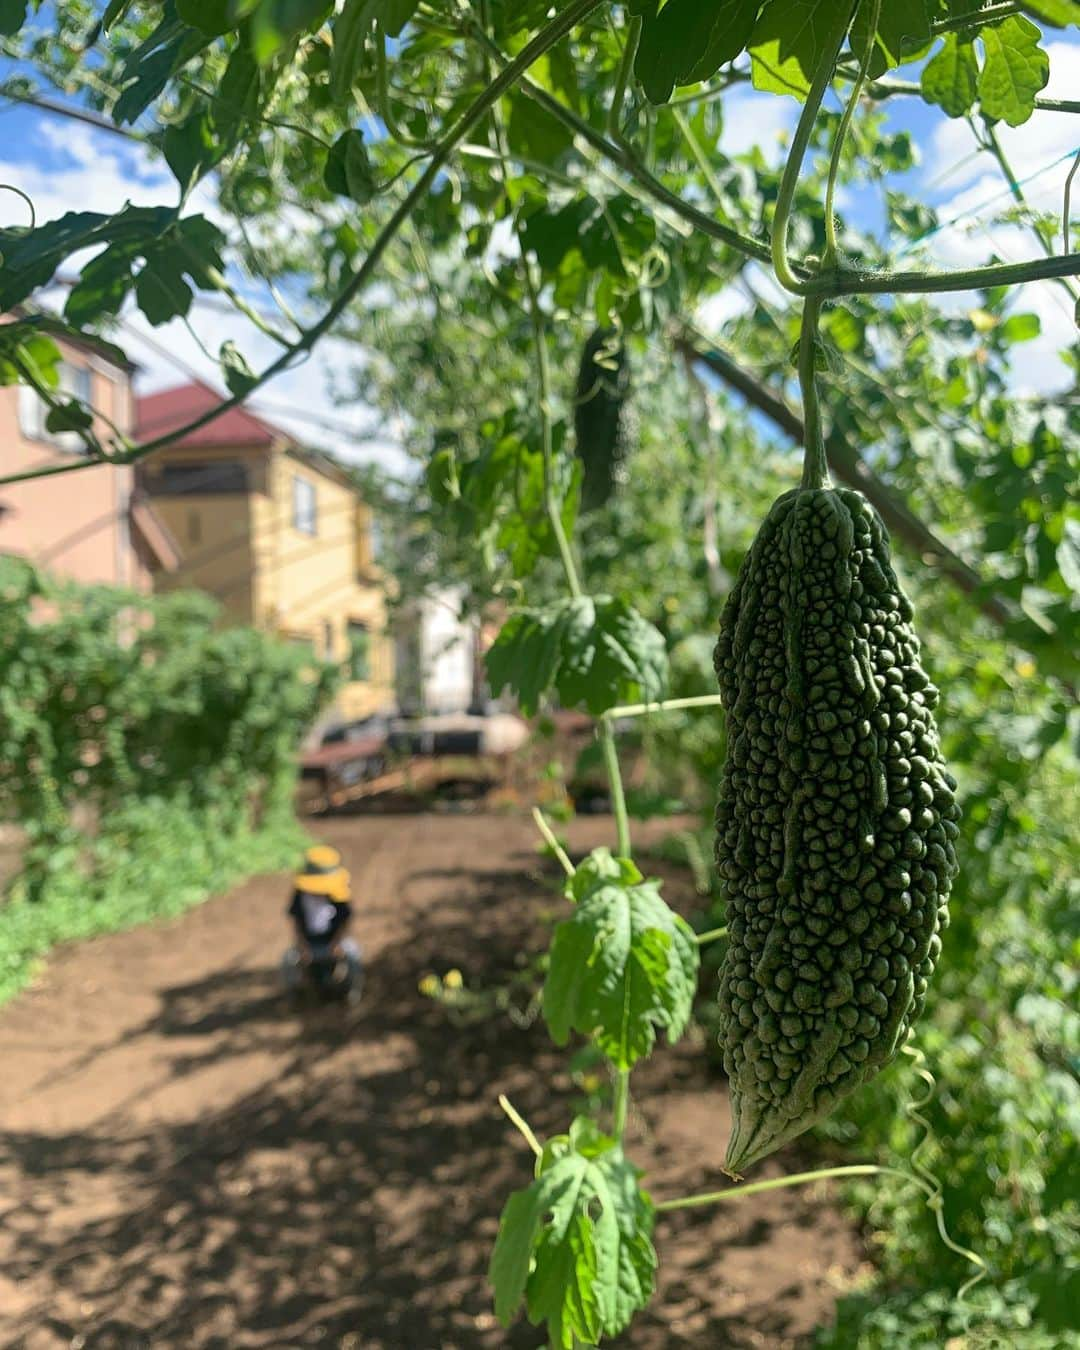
left=1, top=26, right=1078, bottom=470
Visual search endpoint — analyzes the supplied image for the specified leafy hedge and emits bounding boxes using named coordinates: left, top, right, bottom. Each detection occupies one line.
left=0, top=557, right=338, bottom=1002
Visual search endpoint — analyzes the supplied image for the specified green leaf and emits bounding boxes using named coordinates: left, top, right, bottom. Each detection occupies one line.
left=65, top=244, right=140, bottom=325
left=0, top=318, right=126, bottom=388
left=507, top=91, right=573, bottom=162
left=113, top=15, right=211, bottom=124
left=175, top=0, right=235, bottom=36
left=135, top=263, right=193, bottom=325
left=635, top=0, right=759, bottom=105
left=249, top=0, right=331, bottom=64
left=0, top=0, right=27, bottom=37
left=978, top=15, right=1049, bottom=126
left=329, top=0, right=371, bottom=104
left=1057, top=519, right=1080, bottom=594
left=324, top=129, right=377, bottom=204
left=544, top=852, right=699, bottom=1068
left=849, top=0, right=932, bottom=78
left=490, top=1185, right=544, bottom=1328
left=1021, top=0, right=1080, bottom=25
left=999, top=312, right=1041, bottom=343
left=45, top=400, right=93, bottom=435
left=0, top=330, right=62, bottom=388
left=379, top=0, right=419, bottom=36
left=750, top=0, right=839, bottom=100
left=489, top=1125, right=656, bottom=1346
left=162, top=110, right=220, bottom=194
left=823, top=305, right=865, bottom=353
left=921, top=32, right=979, bottom=117
left=220, top=341, right=257, bottom=395
left=0, top=207, right=164, bottom=312
left=567, top=847, right=643, bottom=903
left=101, top=0, right=135, bottom=28
left=213, top=44, right=262, bottom=146
left=485, top=596, right=668, bottom=717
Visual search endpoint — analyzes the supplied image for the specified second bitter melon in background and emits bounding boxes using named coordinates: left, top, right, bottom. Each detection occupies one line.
left=714, top=486, right=960, bottom=1173
left=574, top=327, right=635, bottom=512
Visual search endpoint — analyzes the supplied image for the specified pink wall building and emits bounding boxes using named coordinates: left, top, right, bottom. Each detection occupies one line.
left=0, top=332, right=178, bottom=589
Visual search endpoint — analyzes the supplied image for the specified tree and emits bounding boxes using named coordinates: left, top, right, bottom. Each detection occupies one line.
left=1, top=2, right=1078, bottom=1344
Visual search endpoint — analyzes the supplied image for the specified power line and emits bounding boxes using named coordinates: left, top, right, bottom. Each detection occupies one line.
left=899, top=144, right=1080, bottom=257
left=115, top=313, right=388, bottom=450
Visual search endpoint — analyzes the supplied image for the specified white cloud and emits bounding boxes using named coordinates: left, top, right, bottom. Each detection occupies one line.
left=720, top=85, right=797, bottom=163
left=1, top=104, right=407, bottom=475
left=1, top=123, right=171, bottom=229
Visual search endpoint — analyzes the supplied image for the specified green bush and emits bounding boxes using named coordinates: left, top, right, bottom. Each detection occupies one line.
left=0, top=557, right=338, bottom=1001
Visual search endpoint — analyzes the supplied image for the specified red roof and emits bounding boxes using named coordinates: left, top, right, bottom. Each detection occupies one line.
left=136, top=382, right=291, bottom=450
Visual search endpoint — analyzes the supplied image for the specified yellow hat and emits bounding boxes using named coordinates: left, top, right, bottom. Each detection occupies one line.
left=303, top=845, right=342, bottom=873
left=296, top=845, right=349, bottom=900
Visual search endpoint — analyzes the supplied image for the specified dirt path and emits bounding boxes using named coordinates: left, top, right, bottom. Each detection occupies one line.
left=0, top=813, right=864, bottom=1349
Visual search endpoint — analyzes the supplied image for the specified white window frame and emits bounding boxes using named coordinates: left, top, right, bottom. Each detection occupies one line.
left=17, top=360, right=93, bottom=453
left=292, top=474, right=317, bottom=536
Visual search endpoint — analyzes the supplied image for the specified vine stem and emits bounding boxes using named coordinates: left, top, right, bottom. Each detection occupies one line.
left=824, top=0, right=881, bottom=268
left=866, top=78, right=1080, bottom=117
left=799, top=294, right=830, bottom=491
left=498, top=1094, right=543, bottom=1159
left=605, top=694, right=725, bottom=720
left=531, top=807, right=575, bottom=878
left=694, top=927, right=728, bottom=947
left=656, top=1164, right=886, bottom=1211
left=1066, top=150, right=1080, bottom=256
left=980, top=120, right=1080, bottom=303
left=931, top=0, right=1019, bottom=33
left=451, top=20, right=1080, bottom=297
left=485, top=0, right=632, bottom=885
left=656, top=1157, right=986, bottom=1298
left=607, top=15, right=641, bottom=144
left=612, top=1068, right=630, bottom=1143
left=0, top=0, right=605, bottom=490
left=599, top=721, right=632, bottom=859
left=772, top=0, right=860, bottom=294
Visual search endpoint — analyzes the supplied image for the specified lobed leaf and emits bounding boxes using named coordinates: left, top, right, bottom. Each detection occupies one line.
left=921, top=31, right=979, bottom=118
left=749, top=0, right=837, bottom=100
left=977, top=15, right=1050, bottom=127
left=544, top=849, right=699, bottom=1069
left=489, top=1121, right=656, bottom=1347
left=485, top=596, right=668, bottom=717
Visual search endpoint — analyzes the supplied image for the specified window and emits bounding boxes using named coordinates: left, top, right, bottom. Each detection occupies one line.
left=292, top=475, right=317, bottom=535
left=18, top=361, right=94, bottom=452
left=151, top=462, right=249, bottom=495
left=347, top=621, right=371, bottom=682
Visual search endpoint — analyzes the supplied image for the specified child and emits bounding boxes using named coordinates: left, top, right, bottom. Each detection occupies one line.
left=282, top=845, right=362, bottom=996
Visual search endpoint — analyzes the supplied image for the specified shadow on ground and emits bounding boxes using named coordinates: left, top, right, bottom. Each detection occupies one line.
left=0, top=815, right=862, bottom=1349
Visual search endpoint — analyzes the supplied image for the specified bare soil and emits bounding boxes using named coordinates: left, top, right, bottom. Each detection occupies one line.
left=0, top=812, right=866, bottom=1350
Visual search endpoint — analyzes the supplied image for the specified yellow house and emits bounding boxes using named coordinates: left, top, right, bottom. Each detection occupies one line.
left=135, top=382, right=394, bottom=724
